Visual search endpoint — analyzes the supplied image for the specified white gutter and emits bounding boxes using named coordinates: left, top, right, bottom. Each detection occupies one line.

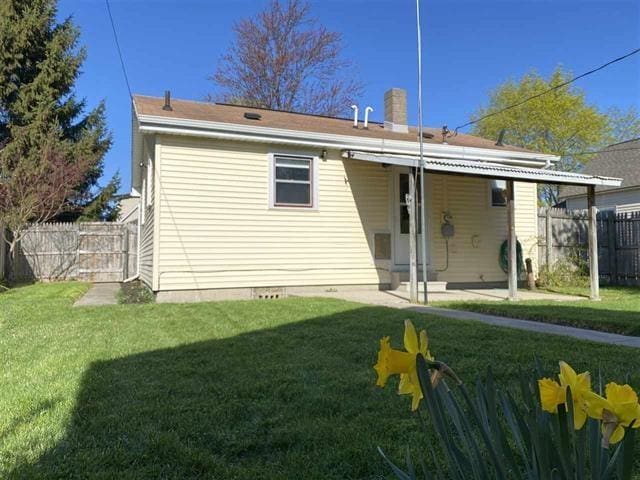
left=136, top=113, right=560, bottom=168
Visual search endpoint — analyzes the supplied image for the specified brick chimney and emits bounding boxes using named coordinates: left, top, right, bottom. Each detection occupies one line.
left=384, top=88, right=409, bottom=133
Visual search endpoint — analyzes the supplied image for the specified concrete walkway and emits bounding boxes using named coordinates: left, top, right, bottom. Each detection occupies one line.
left=74, top=283, right=120, bottom=306
left=298, top=289, right=640, bottom=349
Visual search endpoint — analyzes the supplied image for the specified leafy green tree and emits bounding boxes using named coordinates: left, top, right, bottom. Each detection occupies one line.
left=470, top=67, right=628, bottom=205
left=606, top=106, right=640, bottom=143
left=77, top=174, right=121, bottom=222
left=0, top=0, right=113, bottom=218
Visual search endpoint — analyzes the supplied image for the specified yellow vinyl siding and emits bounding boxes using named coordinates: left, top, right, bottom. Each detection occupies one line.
left=427, top=176, right=538, bottom=283
left=514, top=181, right=539, bottom=273
left=155, top=136, right=390, bottom=291
left=151, top=134, right=540, bottom=291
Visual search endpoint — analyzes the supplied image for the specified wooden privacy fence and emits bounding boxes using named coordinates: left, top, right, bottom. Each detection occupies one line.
left=4, top=222, right=138, bottom=283
left=538, top=207, right=640, bottom=286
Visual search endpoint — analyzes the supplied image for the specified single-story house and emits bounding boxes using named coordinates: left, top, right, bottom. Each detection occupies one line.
left=558, top=138, right=640, bottom=213
left=129, top=88, right=621, bottom=302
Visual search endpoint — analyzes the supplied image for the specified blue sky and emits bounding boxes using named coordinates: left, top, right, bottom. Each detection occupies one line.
left=57, top=0, right=640, bottom=192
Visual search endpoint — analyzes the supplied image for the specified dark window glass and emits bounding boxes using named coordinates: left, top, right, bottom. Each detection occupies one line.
left=400, top=206, right=422, bottom=234
left=276, top=182, right=310, bottom=205
left=399, top=173, right=421, bottom=204
left=274, top=156, right=313, bottom=207
left=276, top=166, right=310, bottom=181
left=491, top=180, right=507, bottom=207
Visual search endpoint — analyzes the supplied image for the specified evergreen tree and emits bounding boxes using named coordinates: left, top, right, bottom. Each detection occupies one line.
left=0, top=0, right=112, bottom=214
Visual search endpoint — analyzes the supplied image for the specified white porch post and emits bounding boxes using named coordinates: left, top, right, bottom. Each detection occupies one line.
left=588, top=185, right=600, bottom=301
left=408, top=169, right=418, bottom=303
left=507, top=180, right=518, bottom=301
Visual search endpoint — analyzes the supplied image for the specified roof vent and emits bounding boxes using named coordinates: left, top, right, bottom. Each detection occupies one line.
left=422, top=131, right=434, bottom=139
left=244, top=112, right=262, bottom=120
left=162, top=90, right=172, bottom=111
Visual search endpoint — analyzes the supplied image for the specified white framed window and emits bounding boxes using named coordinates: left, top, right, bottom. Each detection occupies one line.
left=489, top=179, right=507, bottom=207
left=269, top=154, right=317, bottom=208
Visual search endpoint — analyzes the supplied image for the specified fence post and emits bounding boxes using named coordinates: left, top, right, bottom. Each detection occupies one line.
left=607, top=212, right=617, bottom=285
left=545, top=207, right=553, bottom=268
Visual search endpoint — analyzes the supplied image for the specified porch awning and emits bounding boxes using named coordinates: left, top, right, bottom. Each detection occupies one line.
left=345, top=151, right=622, bottom=187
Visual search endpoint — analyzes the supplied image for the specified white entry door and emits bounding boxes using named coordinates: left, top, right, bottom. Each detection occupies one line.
left=393, top=168, right=431, bottom=267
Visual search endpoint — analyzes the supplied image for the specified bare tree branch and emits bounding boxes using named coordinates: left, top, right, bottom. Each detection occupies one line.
left=209, top=0, right=363, bottom=117
left=0, top=144, right=92, bottom=267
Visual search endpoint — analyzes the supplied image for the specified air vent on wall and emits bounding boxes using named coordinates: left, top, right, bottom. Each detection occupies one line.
left=244, top=112, right=262, bottom=120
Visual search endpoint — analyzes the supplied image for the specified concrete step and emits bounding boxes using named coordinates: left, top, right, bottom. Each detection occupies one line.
left=398, top=281, right=448, bottom=293
left=397, top=271, right=439, bottom=282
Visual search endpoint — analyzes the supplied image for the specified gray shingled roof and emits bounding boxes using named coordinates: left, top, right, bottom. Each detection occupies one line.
left=559, top=139, right=640, bottom=198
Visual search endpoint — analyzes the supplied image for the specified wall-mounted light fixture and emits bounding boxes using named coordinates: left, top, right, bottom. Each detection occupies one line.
left=321, top=148, right=328, bottom=160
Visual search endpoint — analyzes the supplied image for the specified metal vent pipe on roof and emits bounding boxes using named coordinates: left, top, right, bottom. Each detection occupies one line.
left=163, top=90, right=173, bottom=111
left=351, top=105, right=359, bottom=128
left=363, top=106, right=373, bottom=129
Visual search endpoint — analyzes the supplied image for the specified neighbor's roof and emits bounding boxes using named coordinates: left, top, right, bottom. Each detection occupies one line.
left=559, top=138, right=640, bottom=198
left=133, top=95, right=534, bottom=154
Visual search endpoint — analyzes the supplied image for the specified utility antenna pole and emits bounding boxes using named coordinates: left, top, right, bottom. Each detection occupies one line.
left=416, top=0, right=429, bottom=304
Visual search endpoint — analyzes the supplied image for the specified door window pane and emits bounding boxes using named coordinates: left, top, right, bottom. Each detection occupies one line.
left=400, top=206, right=422, bottom=234
left=399, top=173, right=421, bottom=204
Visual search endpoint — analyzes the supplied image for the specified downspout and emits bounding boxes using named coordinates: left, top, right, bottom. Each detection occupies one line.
left=123, top=203, right=141, bottom=283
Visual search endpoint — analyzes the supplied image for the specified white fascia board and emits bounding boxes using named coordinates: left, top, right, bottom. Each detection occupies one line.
left=347, top=151, right=622, bottom=187
left=136, top=113, right=559, bottom=168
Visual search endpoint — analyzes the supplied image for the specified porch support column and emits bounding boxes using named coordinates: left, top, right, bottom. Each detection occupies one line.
left=408, top=169, right=418, bottom=303
left=506, top=180, right=518, bottom=301
left=588, top=185, right=600, bottom=301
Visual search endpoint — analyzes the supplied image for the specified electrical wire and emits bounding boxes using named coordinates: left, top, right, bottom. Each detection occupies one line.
left=105, top=0, right=133, bottom=99
left=454, top=47, right=640, bottom=133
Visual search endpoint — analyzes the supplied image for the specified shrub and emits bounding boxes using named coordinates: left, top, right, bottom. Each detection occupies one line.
left=538, top=253, right=590, bottom=289
left=374, top=321, right=638, bottom=479
left=118, top=280, right=155, bottom=304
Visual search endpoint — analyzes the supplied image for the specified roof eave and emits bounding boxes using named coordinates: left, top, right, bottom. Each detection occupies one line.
left=135, top=112, right=560, bottom=168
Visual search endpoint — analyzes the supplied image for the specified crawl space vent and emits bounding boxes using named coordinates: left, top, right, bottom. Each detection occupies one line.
left=252, top=287, right=286, bottom=299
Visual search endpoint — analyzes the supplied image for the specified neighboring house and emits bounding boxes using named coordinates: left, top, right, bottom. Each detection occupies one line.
left=558, top=139, right=640, bottom=213
left=129, top=88, right=620, bottom=302
left=116, top=194, right=141, bottom=223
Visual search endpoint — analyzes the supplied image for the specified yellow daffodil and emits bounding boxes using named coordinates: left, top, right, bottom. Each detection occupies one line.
left=585, top=383, right=640, bottom=447
left=538, top=361, right=592, bottom=429
left=374, top=320, right=433, bottom=410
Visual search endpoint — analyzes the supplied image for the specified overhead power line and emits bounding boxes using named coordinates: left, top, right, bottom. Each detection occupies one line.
left=455, top=47, right=640, bottom=133
left=105, top=0, right=132, bottom=99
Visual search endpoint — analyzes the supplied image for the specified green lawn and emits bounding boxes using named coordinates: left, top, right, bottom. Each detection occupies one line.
left=2, top=283, right=640, bottom=479
left=435, top=286, right=640, bottom=336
